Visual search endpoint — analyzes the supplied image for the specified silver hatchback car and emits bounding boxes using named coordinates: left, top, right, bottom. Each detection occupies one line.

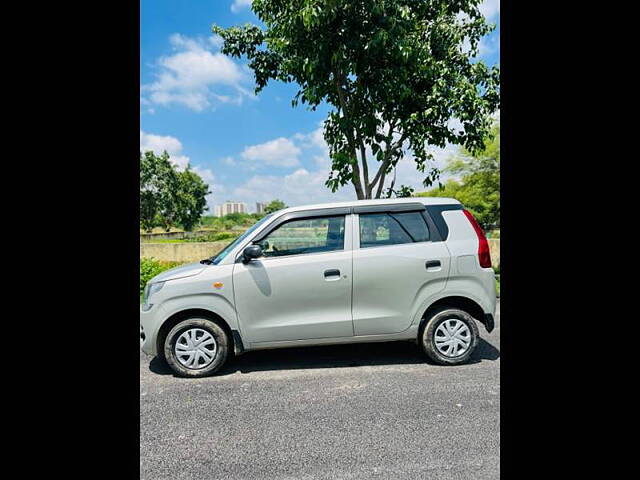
left=140, top=198, right=496, bottom=377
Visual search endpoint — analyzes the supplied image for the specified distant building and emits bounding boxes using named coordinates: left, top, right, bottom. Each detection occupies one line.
left=219, top=201, right=247, bottom=216
left=213, top=205, right=222, bottom=217
left=256, top=202, right=266, bottom=214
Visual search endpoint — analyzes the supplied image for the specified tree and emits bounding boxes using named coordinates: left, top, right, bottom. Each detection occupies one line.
left=139, top=151, right=211, bottom=232
left=419, top=121, right=499, bottom=227
left=213, top=0, right=499, bottom=199
left=175, top=169, right=210, bottom=231
left=264, top=199, right=288, bottom=214
left=140, top=151, right=177, bottom=232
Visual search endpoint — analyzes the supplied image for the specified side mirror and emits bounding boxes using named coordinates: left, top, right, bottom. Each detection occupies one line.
left=242, top=244, right=263, bottom=263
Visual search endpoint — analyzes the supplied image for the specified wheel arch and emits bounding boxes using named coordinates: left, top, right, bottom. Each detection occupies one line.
left=418, top=296, right=486, bottom=336
left=156, top=308, right=235, bottom=361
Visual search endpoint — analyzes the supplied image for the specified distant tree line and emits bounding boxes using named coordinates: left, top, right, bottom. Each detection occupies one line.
left=199, top=200, right=288, bottom=231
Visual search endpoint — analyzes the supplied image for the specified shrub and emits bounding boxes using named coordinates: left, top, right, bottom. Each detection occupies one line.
left=140, top=258, right=182, bottom=296
left=182, top=231, right=239, bottom=243
left=210, top=231, right=238, bottom=242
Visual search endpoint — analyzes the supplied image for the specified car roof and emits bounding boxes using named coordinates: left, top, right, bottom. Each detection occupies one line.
left=275, top=197, right=461, bottom=215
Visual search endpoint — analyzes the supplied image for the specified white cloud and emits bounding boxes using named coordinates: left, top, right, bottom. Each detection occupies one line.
left=140, top=130, right=182, bottom=156
left=191, top=166, right=220, bottom=213
left=294, top=125, right=328, bottom=152
left=231, top=168, right=355, bottom=207
left=240, top=137, right=301, bottom=167
left=479, top=0, right=500, bottom=20
left=139, top=130, right=191, bottom=169
left=224, top=117, right=483, bottom=208
left=231, top=0, right=252, bottom=13
left=191, top=166, right=215, bottom=184
left=392, top=144, right=461, bottom=192
left=230, top=146, right=458, bottom=208
left=141, top=33, right=252, bottom=112
left=141, top=129, right=219, bottom=180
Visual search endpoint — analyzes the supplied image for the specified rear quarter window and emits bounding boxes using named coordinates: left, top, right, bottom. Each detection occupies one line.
left=425, top=204, right=463, bottom=240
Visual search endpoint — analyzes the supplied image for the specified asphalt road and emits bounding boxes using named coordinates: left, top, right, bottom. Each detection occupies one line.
left=140, top=300, right=500, bottom=480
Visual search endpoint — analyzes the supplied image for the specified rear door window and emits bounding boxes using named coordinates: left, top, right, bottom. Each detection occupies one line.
left=359, top=212, right=429, bottom=248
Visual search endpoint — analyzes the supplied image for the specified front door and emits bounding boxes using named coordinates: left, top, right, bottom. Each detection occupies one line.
left=233, top=214, right=353, bottom=343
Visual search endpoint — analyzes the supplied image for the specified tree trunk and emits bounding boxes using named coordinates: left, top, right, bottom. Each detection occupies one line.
left=332, top=73, right=367, bottom=200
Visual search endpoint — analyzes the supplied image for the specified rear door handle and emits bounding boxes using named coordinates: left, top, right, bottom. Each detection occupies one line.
left=324, top=269, right=341, bottom=279
left=425, top=260, right=441, bottom=269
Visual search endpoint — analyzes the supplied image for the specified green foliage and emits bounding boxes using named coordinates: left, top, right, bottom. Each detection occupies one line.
left=223, top=212, right=247, bottom=224
left=140, top=151, right=211, bottom=232
left=182, top=231, right=239, bottom=243
left=264, top=199, right=287, bottom=214
left=209, top=231, right=239, bottom=241
left=418, top=122, right=500, bottom=228
left=140, top=258, right=182, bottom=296
left=176, top=169, right=210, bottom=231
left=140, top=151, right=177, bottom=233
left=213, top=1, right=500, bottom=199
left=418, top=178, right=464, bottom=198
left=199, top=212, right=262, bottom=232
left=385, top=184, right=415, bottom=198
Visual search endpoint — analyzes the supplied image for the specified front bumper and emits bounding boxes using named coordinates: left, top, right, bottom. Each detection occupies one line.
left=140, top=306, right=159, bottom=356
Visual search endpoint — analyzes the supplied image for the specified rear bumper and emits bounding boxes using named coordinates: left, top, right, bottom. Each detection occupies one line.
left=482, top=313, right=495, bottom=333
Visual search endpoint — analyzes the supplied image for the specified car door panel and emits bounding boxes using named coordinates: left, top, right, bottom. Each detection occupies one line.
left=233, top=251, right=353, bottom=342
left=352, top=211, right=450, bottom=336
left=232, top=213, right=354, bottom=343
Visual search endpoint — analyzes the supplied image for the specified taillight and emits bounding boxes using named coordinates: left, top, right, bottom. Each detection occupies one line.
left=462, top=209, right=492, bottom=269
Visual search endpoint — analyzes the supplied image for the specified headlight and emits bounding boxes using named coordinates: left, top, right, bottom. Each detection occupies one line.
left=142, top=281, right=165, bottom=311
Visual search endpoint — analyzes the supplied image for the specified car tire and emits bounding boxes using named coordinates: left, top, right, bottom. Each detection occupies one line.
left=164, top=318, right=230, bottom=377
left=420, top=308, right=479, bottom=365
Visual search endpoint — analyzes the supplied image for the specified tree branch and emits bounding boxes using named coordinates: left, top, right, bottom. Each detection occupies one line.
left=360, top=143, right=370, bottom=198
left=369, top=129, right=407, bottom=196
left=375, top=170, right=387, bottom=199
left=333, top=73, right=364, bottom=199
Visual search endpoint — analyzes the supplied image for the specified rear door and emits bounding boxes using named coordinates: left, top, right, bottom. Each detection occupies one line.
left=351, top=204, right=450, bottom=336
left=233, top=211, right=354, bottom=343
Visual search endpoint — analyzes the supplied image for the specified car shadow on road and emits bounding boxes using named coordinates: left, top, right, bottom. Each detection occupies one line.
left=148, top=338, right=500, bottom=377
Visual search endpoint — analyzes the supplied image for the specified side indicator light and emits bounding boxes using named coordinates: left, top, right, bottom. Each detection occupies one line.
left=213, top=282, right=224, bottom=289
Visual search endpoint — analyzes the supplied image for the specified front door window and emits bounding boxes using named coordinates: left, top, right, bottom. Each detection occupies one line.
left=260, top=216, right=345, bottom=257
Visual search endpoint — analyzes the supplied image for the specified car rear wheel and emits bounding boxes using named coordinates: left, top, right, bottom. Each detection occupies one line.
left=164, top=318, right=230, bottom=377
left=420, top=308, right=479, bottom=365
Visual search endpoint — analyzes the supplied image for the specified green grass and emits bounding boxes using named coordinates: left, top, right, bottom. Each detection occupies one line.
left=140, top=232, right=240, bottom=244
left=141, top=239, right=187, bottom=243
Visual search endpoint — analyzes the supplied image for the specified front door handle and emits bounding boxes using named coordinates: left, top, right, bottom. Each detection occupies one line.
left=324, top=269, right=341, bottom=279
left=425, top=260, right=441, bottom=269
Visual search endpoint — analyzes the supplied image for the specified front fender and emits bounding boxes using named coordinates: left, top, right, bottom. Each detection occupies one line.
left=145, top=293, right=239, bottom=354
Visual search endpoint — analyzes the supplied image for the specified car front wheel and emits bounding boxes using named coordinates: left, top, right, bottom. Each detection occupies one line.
left=164, top=318, right=230, bottom=377
left=420, top=308, right=479, bottom=365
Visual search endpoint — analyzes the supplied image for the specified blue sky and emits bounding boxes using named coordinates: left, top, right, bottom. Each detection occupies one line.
left=140, top=0, right=500, bottom=213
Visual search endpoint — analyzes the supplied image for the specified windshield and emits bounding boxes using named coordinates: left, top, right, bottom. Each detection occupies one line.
left=211, top=213, right=274, bottom=265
